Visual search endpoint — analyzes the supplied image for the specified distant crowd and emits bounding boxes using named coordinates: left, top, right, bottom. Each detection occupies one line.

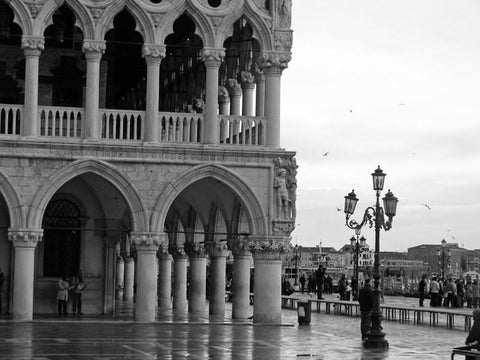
left=418, top=274, right=480, bottom=308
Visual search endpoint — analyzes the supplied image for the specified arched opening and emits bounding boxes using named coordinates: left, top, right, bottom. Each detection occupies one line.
left=34, top=172, right=133, bottom=315
left=41, top=4, right=84, bottom=107
left=104, top=9, right=145, bottom=110
left=160, top=14, right=205, bottom=112
left=0, top=0, right=23, bottom=137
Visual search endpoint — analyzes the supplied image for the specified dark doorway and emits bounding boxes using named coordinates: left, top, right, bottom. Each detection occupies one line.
left=42, top=199, right=81, bottom=277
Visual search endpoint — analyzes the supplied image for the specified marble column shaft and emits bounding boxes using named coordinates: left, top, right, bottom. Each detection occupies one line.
left=228, top=238, right=252, bottom=319
left=9, top=229, right=43, bottom=321
left=83, top=40, right=105, bottom=139
left=157, top=248, right=172, bottom=308
left=21, top=36, right=44, bottom=137
left=202, top=48, right=224, bottom=144
left=123, top=256, right=135, bottom=301
left=171, top=246, right=188, bottom=311
left=207, top=241, right=229, bottom=316
left=131, top=232, right=164, bottom=322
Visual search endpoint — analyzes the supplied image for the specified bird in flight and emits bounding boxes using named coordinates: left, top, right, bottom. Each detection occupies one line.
left=336, top=207, right=342, bottom=212
left=349, top=109, right=353, bottom=113
left=423, top=204, right=431, bottom=210
left=322, top=152, right=329, bottom=157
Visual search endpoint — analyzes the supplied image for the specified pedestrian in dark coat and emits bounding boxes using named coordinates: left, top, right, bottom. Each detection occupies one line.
left=465, top=309, right=480, bottom=359
left=418, top=274, right=427, bottom=307
left=315, top=265, right=325, bottom=299
left=358, top=278, right=374, bottom=340
left=299, top=274, right=306, bottom=294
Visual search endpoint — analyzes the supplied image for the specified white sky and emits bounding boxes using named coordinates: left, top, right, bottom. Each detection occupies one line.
left=281, top=0, right=480, bottom=252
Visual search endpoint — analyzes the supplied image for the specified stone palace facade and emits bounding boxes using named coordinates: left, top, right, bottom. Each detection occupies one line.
left=0, top=0, right=296, bottom=323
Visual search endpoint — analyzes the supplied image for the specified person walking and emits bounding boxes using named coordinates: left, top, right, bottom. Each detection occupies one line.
left=71, top=272, right=86, bottom=315
left=466, top=280, right=474, bottom=308
left=299, top=273, right=306, bottom=294
left=473, top=280, right=480, bottom=308
left=57, top=275, right=71, bottom=315
left=358, top=278, right=374, bottom=341
left=418, top=274, right=427, bottom=307
left=429, top=277, right=440, bottom=307
left=315, top=265, right=325, bottom=299
left=338, top=274, right=347, bottom=301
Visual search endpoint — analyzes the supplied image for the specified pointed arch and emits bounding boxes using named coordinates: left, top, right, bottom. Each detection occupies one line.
left=151, top=164, right=267, bottom=236
left=32, top=0, right=65, bottom=36
left=65, top=0, right=95, bottom=40
left=157, top=7, right=211, bottom=46
left=0, top=169, right=25, bottom=229
left=2, top=0, right=32, bottom=35
left=27, top=159, right=148, bottom=231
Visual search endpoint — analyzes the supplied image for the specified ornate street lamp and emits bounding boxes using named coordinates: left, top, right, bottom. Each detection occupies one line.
left=343, top=166, right=398, bottom=349
left=437, top=239, right=451, bottom=279
left=350, top=234, right=366, bottom=301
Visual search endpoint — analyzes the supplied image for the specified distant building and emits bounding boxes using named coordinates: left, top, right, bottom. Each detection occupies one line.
left=408, top=242, right=468, bottom=277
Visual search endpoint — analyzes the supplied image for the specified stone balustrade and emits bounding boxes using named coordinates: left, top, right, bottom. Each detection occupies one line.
left=0, top=103, right=267, bottom=146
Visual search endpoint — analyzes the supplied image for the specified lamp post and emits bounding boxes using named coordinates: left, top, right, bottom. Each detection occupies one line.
left=437, top=239, right=451, bottom=279
left=344, top=166, right=398, bottom=349
left=350, top=233, right=366, bottom=301
left=293, top=244, right=299, bottom=286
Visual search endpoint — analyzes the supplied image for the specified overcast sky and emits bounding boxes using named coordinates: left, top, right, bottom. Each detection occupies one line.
left=281, top=0, right=480, bottom=252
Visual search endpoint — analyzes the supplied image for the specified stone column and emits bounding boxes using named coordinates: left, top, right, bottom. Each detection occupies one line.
left=248, top=236, right=290, bottom=324
left=115, top=255, right=125, bottom=300
left=254, top=67, right=265, bottom=117
left=225, top=79, right=242, bottom=116
left=142, top=44, right=165, bottom=143
left=170, top=245, right=188, bottom=312
left=123, top=255, right=135, bottom=301
left=218, top=86, right=230, bottom=115
left=9, top=229, right=43, bottom=321
left=228, top=237, right=252, bottom=319
left=131, top=232, right=164, bottom=322
left=104, top=235, right=118, bottom=315
left=206, top=240, right=229, bottom=317
left=238, top=71, right=255, bottom=116
left=21, top=36, right=44, bottom=137
left=201, top=48, right=225, bottom=144
left=83, top=40, right=105, bottom=139
left=157, top=245, right=172, bottom=308
left=257, top=51, right=291, bottom=147
left=185, top=242, right=207, bottom=313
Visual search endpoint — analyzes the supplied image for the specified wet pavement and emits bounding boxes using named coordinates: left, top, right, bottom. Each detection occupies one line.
left=0, top=294, right=470, bottom=359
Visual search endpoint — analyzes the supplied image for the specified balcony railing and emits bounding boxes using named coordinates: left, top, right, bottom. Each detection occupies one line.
left=0, top=104, right=267, bottom=146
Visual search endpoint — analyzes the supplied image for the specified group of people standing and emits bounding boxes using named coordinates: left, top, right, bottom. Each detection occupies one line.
left=56, top=272, right=86, bottom=316
left=418, top=275, right=480, bottom=309
left=298, top=265, right=335, bottom=299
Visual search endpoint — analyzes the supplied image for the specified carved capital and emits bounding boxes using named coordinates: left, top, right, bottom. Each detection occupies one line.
left=169, top=245, right=187, bottom=259
left=237, top=71, right=255, bottom=91
left=253, top=65, right=265, bottom=83
left=21, top=36, right=44, bottom=54
left=227, top=236, right=251, bottom=257
left=142, top=44, right=166, bottom=62
left=248, top=236, right=290, bottom=260
left=130, top=232, right=165, bottom=251
left=8, top=229, right=43, bottom=248
left=157, top=246, right=173, bottom=261
left=274, top=30, right=293, bottom=52
left=83, top=40, right=106, bottom=57
left=257, top=51, right=291, bottom=74
left=225, top=78, right=242, bottom=97
left=205, top=240, right=229, bottom=258
left=218, top=86, right=230, bottom=104
left=272, top=219, right=295, bottom=236
left=184, top=241, right=207, bottom=258
left=201, top=47, right=225, bottom=67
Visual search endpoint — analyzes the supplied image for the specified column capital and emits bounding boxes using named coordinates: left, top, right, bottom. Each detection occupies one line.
left=247, top=235, right=290, bottom=260
left=206, top=240, right=229, bottom=258
left=227, top=236, right=252, bottom=258
left=225, top=78, right=242, bottom=97
left=201, top=47, right=225, bottom=67
left=238, top=71, right=255, bottom=91
left=8, top=228, right=43, bottom=248
left=21, top=36, right=44, bottom=56
left=169, top=244, right=188, bottom=259
left=184, top=241, right=207, bottom=258
left=158, top=245, right=173, bottom=260
left=253, top=64, right=265, bottom=83
left=218, top=86, right=230, bottom=104
left=257, top=51, right=291, bottom=75
left=142, top=44, right=166, bottom=63
left=131, top=232, right=165, bottom=251
left=83, top=40, right=106, bottom=61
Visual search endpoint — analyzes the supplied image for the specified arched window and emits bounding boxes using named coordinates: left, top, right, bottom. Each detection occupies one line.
left=42, top=199, right=81, bottom=277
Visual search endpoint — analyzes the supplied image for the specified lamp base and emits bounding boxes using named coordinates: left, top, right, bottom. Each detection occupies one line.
left=363, top=332, right=389, bottom=349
